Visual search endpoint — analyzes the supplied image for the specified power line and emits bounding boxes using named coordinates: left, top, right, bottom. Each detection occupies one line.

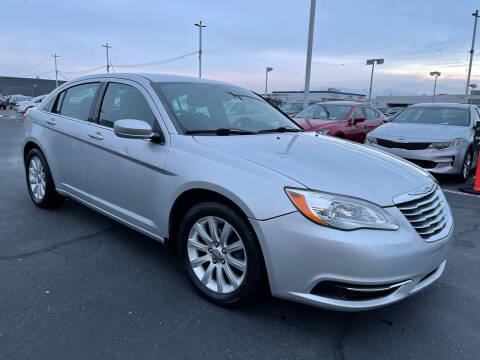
left=113, top=51, right=197, bottom=68
left=347, top=0, right=446, bottom=52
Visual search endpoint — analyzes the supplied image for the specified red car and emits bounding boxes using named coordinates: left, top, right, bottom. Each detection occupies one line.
left=294, top=102, right=384, bottom=143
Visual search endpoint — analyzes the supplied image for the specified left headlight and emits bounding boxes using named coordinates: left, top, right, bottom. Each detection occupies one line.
left=285, top=188, right=399, bottom=231
left=315, top=129, right=330, bottom=135
left=428, top=139, right=461, bottom=150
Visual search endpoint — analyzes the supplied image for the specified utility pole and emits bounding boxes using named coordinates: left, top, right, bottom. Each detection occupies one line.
left=303, top=0, right=316, bottom=109
left=430, top=71, right=441, bottom=102
left=466, top=10, right=479, bottom=100
left=265, top=67, right=273, bottom=95
left=51, top=53, right=59, bottom=87
left=366, top=58, right=384, bottom=103
left=194, top=21, right=207, bottom=78
left=102, top=42, right=112, bottom=73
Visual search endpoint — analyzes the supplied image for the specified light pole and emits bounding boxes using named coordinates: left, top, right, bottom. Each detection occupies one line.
left=265, top=67, right=273, bottom=95
left=102, top=42, right=112, bottom=73
left=194, top=21, right=207, bottom=78
left=51, top=53, right=59, bottom=87
left=466, top=10, right=479, bottom=97
left=303, top=0, right=316, bottom=109
left=430, top=71, right=441, bottom=102
left=366, top=58, right=384, bottom=103
left=469, top=83, right=477, bottom=103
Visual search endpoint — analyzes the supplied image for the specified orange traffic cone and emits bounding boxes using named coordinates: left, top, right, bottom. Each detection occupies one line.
left=461, top=154, right=480, bottom=195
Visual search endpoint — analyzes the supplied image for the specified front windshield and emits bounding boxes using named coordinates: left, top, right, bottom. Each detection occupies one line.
left=280, top=102, right=303, bottom=112
left=392, top=106, right=469, bottom=126
left=153, top=83, right=301, bottom=134
left=295, top=104, right=352, bottom=120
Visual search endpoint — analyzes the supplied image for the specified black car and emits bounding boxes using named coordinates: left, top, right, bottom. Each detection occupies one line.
left=0, top=96, right=7, bottom=110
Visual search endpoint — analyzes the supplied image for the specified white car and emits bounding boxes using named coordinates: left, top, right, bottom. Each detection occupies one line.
left=15, top=95, right=47, bottom=113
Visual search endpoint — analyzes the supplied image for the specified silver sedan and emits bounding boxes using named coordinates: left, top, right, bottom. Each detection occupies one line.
left=366, top=103, right=478, bottom=181
left=22, top=74, right=453, bottom=311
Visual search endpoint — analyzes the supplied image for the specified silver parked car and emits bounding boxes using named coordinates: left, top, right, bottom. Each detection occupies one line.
left=16, top=94, right=48, bottom=113
left=22, top=74, right=453, bottom=311
left=366, top=103, right=479, bottom=181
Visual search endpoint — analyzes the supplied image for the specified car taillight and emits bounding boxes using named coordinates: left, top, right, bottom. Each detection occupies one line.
left=22, top=113, right=27, bottom=123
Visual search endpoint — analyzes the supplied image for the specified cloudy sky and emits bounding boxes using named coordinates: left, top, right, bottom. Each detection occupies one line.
left=1, top=0, right=479, bottom=96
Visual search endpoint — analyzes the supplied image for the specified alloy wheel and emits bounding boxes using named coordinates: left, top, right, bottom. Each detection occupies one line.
left=28, top=156, right=46, bottom=201
left=187, top=216, right=247, bottom=294
left=463, top=152, right=472, bottom=179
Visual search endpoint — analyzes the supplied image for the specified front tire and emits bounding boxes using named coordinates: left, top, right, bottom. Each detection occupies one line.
left=459, top=150, right=472, bottom=182
left=178, top=202, right=266, bottom=306
left=25, top=148, right=64, bottom=208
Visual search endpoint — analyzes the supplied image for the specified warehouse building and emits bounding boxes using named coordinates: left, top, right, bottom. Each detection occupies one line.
left=372, top=94, right=480, bottom=109
left=0, top=76, right=65, bottom=97
left=272, top=89, right=366, bottom=104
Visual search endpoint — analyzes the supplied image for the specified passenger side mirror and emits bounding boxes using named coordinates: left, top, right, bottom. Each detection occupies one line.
left=114, top=119, right=154, bottom=140
left=353, top=116, right=365, bottom=123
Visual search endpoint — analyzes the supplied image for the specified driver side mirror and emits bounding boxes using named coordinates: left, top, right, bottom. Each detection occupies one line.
left=353, top=116, right=365, bottom=124
left=114, top=119, right=155, bottom=140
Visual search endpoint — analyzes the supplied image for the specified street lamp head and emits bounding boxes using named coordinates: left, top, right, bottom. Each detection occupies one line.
left=366, top=58, right=384, bottom=65
left=266, top=67, right=273, bottom=72
left=469, top=83, right=477, bottom=89
left=430, top=71, right=441, bottom=77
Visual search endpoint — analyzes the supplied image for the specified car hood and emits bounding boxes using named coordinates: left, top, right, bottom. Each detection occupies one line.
left=194, top=133, right=432, bottom=206
left=294, top=118, right=344, bottom=130
left=372, top=122, right=470, bottom=141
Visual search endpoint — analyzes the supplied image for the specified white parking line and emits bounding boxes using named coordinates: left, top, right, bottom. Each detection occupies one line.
left=442, top=188, right=480, bottom=198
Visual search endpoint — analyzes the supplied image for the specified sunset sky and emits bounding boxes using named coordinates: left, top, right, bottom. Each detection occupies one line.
left=1, top=0, right=479, bottom=96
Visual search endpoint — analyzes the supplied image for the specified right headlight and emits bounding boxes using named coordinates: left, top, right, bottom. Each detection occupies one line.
left=428, top=139, right=461, bottom=150
left=285, top=188, right=399, bottom=231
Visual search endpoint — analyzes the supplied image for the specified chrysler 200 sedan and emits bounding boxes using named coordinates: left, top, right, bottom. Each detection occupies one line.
left=22, top=74, right=453, bottom=311
left=366, top=103, right=478, bottom=181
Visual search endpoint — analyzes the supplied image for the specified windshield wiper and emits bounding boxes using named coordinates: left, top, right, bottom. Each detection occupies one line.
left=257, top=126, right=303, bottom=134
left=185, top=128, right=256, bottom=135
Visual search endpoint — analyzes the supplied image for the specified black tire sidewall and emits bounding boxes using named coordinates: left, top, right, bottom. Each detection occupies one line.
left=461, top=151, right=472, bottom=181
left=178, top=202, right=265, bottom=305
left=25, top=148, right=62, bottom=208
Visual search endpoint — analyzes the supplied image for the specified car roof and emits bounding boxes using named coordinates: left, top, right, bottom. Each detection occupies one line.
left=410, top=102, right=471, bottom=109
left=68, top=73, right=231, bottom=86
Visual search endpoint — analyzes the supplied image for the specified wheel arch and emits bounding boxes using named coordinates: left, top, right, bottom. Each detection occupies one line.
left=168, top=187, right=253, bottom=250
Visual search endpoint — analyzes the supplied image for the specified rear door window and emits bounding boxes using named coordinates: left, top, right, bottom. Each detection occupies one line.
left=352, top=107, right=365, bottom=119
left=58, top=83, right=99, bottom=121
left=364, top=107, right=378, bottom=119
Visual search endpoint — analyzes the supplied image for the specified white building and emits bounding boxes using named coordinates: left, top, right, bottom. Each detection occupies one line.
left=372, top=94, right=480, bottom=109
left=271, top=89, right=366, bottom=104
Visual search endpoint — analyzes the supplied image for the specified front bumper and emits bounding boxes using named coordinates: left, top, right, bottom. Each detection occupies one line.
left=250, top=207, right=453, bottom=311
left=367, top=142, right=466, bottom=175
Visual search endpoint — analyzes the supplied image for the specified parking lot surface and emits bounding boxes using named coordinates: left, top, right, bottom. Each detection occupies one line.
left=1, top=109, right=479, bottom=360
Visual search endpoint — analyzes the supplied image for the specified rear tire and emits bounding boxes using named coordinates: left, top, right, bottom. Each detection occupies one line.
left=178, top=201, right=266, bottom=306
left=25, top=148, right=64, bottom=208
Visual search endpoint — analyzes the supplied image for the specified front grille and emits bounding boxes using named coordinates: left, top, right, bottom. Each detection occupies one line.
left=396, top=188, right=447, bottom=241
left=377, top=138, right=430, bottom=150
left=405, top=158, right=437, bottom=169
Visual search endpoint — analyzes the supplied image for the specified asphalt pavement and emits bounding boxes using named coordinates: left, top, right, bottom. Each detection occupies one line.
left=1, top=109, right=479, bottom=360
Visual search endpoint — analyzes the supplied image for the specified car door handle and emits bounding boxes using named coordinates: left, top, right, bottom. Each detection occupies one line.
left=45, top=118, right=56, bottom=125
left=88, top=132, right=104, bottom=140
